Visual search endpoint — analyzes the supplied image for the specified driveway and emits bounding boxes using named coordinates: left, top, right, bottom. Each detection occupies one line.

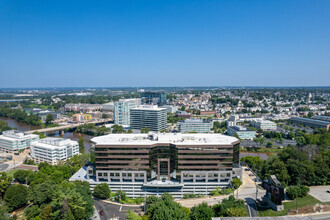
left=178, top=168, right=265, bottom=209
left=94, top=199, right=143, bottom=220
left=309, top=186, right=330, bottom=202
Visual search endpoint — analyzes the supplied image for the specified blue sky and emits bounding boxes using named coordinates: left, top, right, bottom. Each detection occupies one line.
left=1, top=0, right=330, bottom=88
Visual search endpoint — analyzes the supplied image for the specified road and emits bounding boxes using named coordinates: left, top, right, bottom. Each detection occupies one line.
left=94, top=199, right=143, bottom=220
left=312, top=213, right=330, bottom=220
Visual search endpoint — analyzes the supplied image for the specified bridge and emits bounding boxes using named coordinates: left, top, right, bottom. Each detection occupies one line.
left=25, top=119, right=112, bottom=134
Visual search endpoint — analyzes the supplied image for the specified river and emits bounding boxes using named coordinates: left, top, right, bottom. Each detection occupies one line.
left=0, top=117, right=93, bottom=152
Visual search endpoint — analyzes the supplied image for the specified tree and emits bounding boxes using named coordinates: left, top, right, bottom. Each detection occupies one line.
left=13, top=169, right=35, bottom=184
left=231, top=178, right=243, bottom=189
left=112, top=124, right=126, bottom=133
left=28, top=181, right=56, bottom=205
left=240, top=156, right=263, bottom=173
left=146, top=193, right=189, bottom=220
left=115, top=190, right=127, bottom=202
left=78, top=137, right=85, bottom=153
left=190, top=202, right=214, bottom=220
left=266, top=141, right=273, bottom=148
left=0, top=172, right=12, bottom=199
left=213, top=195, right=248, bottom=217
left=4, top=184, right=28, bottom=212
left=141, top=127, right=150, bottom=133
left=93, top=183, right=111, bottom=199
left=45, top=114, right=54, bottom=125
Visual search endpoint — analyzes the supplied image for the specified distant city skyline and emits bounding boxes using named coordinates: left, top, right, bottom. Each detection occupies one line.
left=1, top=0, right=330, bottom=87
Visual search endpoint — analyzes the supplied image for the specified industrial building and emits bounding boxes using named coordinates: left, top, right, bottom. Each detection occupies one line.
left=30, top=137, right=79, bottom=165
left=290, top=117, right=330, bottom=130
left=130, top=105, right=167, bottom=132
left=0, top=130, right=39, bottom=152
left=70, top=133, right=241, bottom=199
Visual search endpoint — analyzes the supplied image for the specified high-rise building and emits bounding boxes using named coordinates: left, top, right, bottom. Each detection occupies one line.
left=0, top=130, right=39, bottom=152
left=114, top=99, right=141, bottom=126
left=31, top=137, right=79, bottom=165
left=141, top=91, right=167, bottom=106
left=130, top=105, right=167, bottom=132
left=178, top=119, right=211, bottom=133
left=70, top=133, right=241, bottom=198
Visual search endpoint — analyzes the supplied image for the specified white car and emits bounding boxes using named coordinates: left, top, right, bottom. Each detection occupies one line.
left=327, top=189, right=330, bottom=193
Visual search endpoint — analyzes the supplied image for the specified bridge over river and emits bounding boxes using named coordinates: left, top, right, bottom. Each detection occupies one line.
left=24, top=119, right=112, bottom=134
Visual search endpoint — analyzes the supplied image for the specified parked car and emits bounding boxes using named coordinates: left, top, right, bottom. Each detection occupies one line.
left=327, top=189, right=330, bottom=193
left=99, top=210, right=104, bottom=216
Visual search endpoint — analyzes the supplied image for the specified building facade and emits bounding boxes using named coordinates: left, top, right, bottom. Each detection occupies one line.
left=114, top=99, right=141, bottom=126
left=70, top=133, right=240, bottom=199
left=30, top=137, right=79, bottom=165
left=0, top=130, right=39, bottom=152
left=227, top=126, right=256, bottom=140
left=251, top=119, right=277, bottom=131
left=177, top=119, right=211, bottom=133
left=141, top=91, right=167, bottom=106
left=130, top=105, right=167, bottom=132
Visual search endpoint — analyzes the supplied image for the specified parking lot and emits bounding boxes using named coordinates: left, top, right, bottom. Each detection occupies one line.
left=309, top=185, right=330, bottom=202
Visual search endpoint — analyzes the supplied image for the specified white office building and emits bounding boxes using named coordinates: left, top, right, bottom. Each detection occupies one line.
left=30, top=137, right=79, bottom=165
left=114, top=98, right=141, bottom=126
left=178, top=119, right=211, bottom=133
left=0, top=130, right=39, bottom=152
left=130, top=105, right=167, bottom=132
left=251, top=119, right=277, bottom=131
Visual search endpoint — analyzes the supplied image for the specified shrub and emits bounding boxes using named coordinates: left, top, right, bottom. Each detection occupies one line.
left=286, top=185, right=310, bottom=199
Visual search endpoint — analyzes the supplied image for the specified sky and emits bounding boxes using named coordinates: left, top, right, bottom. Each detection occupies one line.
left=0, top=0, right=330, bottom=88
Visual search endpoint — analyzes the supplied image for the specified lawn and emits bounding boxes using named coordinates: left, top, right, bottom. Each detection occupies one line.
left=258, top=195, right=322, bottom=217
left=5, top=169, right=20, bottom=178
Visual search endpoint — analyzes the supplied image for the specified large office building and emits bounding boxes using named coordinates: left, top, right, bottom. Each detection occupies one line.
left=130, top=105, right=167, bottom=132
left=30, top=137, right=79, bottom=165
left=227, top=126, right=256, bottom=140
left=141, top=91, right=167, bottom=106
left=114, top=99, right=141, bottom=126
left=70, top=133, right=241, bottom=198
left=251, top=119, right=277, bottom=131
left=290, top=117, right=330, bottom=130
left=177, top=119, right=211, bottom=133
left=0, top=130, right=39, bottom=152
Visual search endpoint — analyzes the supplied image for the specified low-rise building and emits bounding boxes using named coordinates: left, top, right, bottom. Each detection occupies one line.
left=30, top=137, right=79, bottom=165
left=227, top=126, right=256, bottom=140
left=178, top=119, right=211, bottom=133
left=251, top=119, right=277, bottom=131
left=290, top=117, right=330, bottom=130
left=0, top=130, right=39, bottom=152
left=72, top=113, right=92, bottom=122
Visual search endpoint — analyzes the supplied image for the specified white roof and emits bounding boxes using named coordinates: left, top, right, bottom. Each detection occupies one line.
left=32, top=137, right=77, bottom=150
left=0, top=130, right=38, bottom=141
left=131, top=105, right=166, bottom=111
left=91, top=133, right=238, bottom=146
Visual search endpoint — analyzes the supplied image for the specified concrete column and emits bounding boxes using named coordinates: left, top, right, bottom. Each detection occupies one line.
left=205, top=173, right=208, bottom=183
left=119, top=172, right=123, bottom=183
left=108, top=172, right=111, bottom=182
left=193, top=173, right=196, bottom=183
